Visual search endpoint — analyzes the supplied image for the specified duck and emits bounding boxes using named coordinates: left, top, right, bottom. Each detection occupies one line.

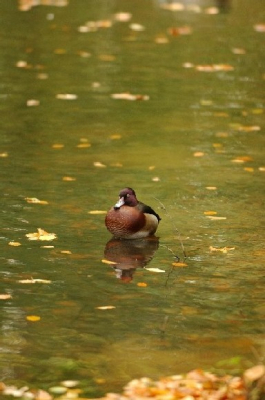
left=105, top=187, right=161, bottom=239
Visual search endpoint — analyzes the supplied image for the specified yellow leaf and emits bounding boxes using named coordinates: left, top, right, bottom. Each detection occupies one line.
left=60, top=250, right=72, bottom=255
left=137, top=282, right=148, bottom=287
left=94, top=161, right=106, bottom=168
left=205, top=186, right=217, bottom=190
left=52, top=144, right=64, bottom=149
left=244, top=167, right=254, bottom=172
left=193, top=151, right=204, bottom=157
left=96, top=306, right=116, bottom=310
left=8, top=241, right=21, bottom=247
left=26, top=315, right=41, bottom=321
left=259, top=167, right=265, bottom=172
left=0, top=294, right=12, bottom=300
left=0, top=152, right=8, bottom=157
left=25, top=197, right=49, bottom=205
left=110, top=134, right=122, bottom=140
left=206, top=216, right=227, bottom=220
left=101, top=259, right=117, bottom=265
left=145, top=267, right=165, bottom=273
left=204, top=211, right=217, bottom=216
left=62, top=176, right=76, bottom=181
left=26, top=228, right=57, bottom=241
left=76, top=143, right=91, bottom=148
left=19, top=278, right=51, bottom=284
left=172, top=262, right=188, bottom=267
left=89, top=210, right=107, bottom=215
left=209, top=246, right=235, bottom=253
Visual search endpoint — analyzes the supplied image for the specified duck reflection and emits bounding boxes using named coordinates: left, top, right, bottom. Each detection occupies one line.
left=104, top=237, right=159, bottom=282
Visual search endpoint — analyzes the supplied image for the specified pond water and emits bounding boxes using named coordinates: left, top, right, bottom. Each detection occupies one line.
left=0, top=0, right=265, bottom=397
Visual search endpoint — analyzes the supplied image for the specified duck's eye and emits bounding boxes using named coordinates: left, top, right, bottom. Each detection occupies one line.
left=125, top=194, right=130, bottom=198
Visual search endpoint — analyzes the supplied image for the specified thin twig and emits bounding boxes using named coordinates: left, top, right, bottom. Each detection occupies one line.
left=154, top=197, right=187, bottom=259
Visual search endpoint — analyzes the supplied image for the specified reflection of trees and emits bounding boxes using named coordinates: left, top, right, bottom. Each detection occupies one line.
left=18, top=0, right=68, bottom=12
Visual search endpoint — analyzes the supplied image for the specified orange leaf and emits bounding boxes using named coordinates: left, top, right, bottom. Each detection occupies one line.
left=172, top=262, right=188, bottom=267
left=137, top=282, right=148, bottom=287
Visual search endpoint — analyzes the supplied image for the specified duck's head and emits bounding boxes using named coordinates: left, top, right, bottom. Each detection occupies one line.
left=114, top=187, right=138, bottom=209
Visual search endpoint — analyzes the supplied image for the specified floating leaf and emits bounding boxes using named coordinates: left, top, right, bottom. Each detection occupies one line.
left=41, top=245, right=55, bottom=249
left=56, top=94, right=78, bottom=100
left=137, top=282, right=148, bottom=287
left=196, top=64, right=234, bottom=72
left=183, top=62, right=194, bottom=68
left=193, top=151, right=204, bottom=157
left=172, top=262, right=188, bottom=267
left=0, top=294, right=12, bottom=300
left=205, top=186, right=217, bottom=190
left=129, top=23, right=145, bottom=32
left=231, top=156, right=253, bottom=163
left=52, top=143, right=64, bottom=149
left=168, top=26, right=192, bottom=36
left=145, top=267, right=165, bottom=273
left=114, top=12, right=132, bottom=22
left=8, top=241, right=21, bottom=247
left=49, top=386, right=67, bottom=395
left=26, top=315, right=41, bottom=321
left=254, top=24, right=265, bottom=32
left=76, top=143, right=91, bottom=148
left=25, top=197, right=49, bottom=205
left=93, top=161, right=106, bottom=168
left=259, top=167, right=265, bottom=172
left=204, top=211, right=217, bottom=216
left=19, top=278, right=51, bottom=284
left=111, top=93, right=149, bottom=101
left=63, top=176, right=76, bottom=181
left=206, top=216, right=227, bottom=220
left=89, top=210, right=107, bottom=215
left=244, top=167, right=254, bottom=172
left=152, top=177, right=160, bottom=182
left=27, top=99, right=40, bottom=107
left=205, top=7, right=219, bottom=14
left=60, top=250, right=72, bottom=255
left=160, top=3, right=185, bottom=11
left=61, top=380, right=80, bottom=388
left=0, top=152, right=8, bottom=157
left=209, top=246, right=235, bottom=253
left=96, top=306, right=116, bottom=310
left=237, top=125, right=260, bottom=132
left=26, top=228, right=57, bottom=241
left=101, top=259, right=117, bottom=265
left=232, top=48, right=246, bottom=55
left=110, top=134, right=122, bottom=139
left=155, top=36, right=169, bottom=44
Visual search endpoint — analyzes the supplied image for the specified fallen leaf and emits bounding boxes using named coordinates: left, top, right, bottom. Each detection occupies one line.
left=25, top=197, right=49, bottom=205
left=114, top=12, right=132, bottom=22
left=168, top=26, right=192, bottom=36
left=111, top=93, right=149, bottom=101
left=41, top=246, right=55, bottom=249
left=193, top=151, right=204, bottom=157
left=60, top=250, right=72, bottom=254
left=206, top=216, right=227, bottom=220
left=129, top=23, right=145, bottom=32
left=160, top=3, right=185, bottom=11
left=27, top=99, right=40, bottom=107
left=254, top=24, right=265, bottom=32
left=63, top=176, right=76, bottom=181
left=76, top=143, right=91, bottom=148
left=93, top=161, right=106, bottom=168
left=231, top=156, right=253, bottom=163
left=231, top=48, right=246, bottom=55
left=96, top=306, right=116, bottom=310
left=0, top=152, right=8, bottom=157
left=89, top=210, right=107, bottom=215
left=145, top=267, right=165, bottom=273
left=172, top=262, right=188, bottom=267
left=56, top=94, right=77, bottom=100
left=196, top=64, right=234, bottom=72
left=205, top=186, right=217, bottom=190
left=26, top=228, right=57, bottom=241
left=209, top=246, right=235, bottom=253
left=204, top=211, right=217, bottom=215
left=110, top=134, right=122, bottom=139
left=155, top=36, right=169, bottom=44
left=237, top=125, right=260, bottom=132
left=182, top=62, right=194, bottom=68
left=52, top=144, right=64, bottom=149
left=244, top=167, right=254, bottom=172
left=61, top=380, right=80, bottom=388
left=137, top=282, right=148, bottom=287
left=244, top=365, right=265, bottom=383
left=8, top=241, right=22, bottom=247
left=205, top=7, right=219, bottom=14
left=152, top=177, right=160, bottom=182
left=0, top=294, right=12, bottom=300
left=26, top=315, right=41, bottom=321
left=101, top=259, right=117, bottom=265
left=19, top=278, right=51, bottom=284
left=258, top=167, right=265, bottom=172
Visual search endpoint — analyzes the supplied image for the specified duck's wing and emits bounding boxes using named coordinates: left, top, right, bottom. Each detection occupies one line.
left=137, top=202, right=161, bottom=222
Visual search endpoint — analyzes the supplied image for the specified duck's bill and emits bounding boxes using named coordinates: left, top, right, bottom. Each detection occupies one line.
left=114, top=197, right=125, bottom=210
